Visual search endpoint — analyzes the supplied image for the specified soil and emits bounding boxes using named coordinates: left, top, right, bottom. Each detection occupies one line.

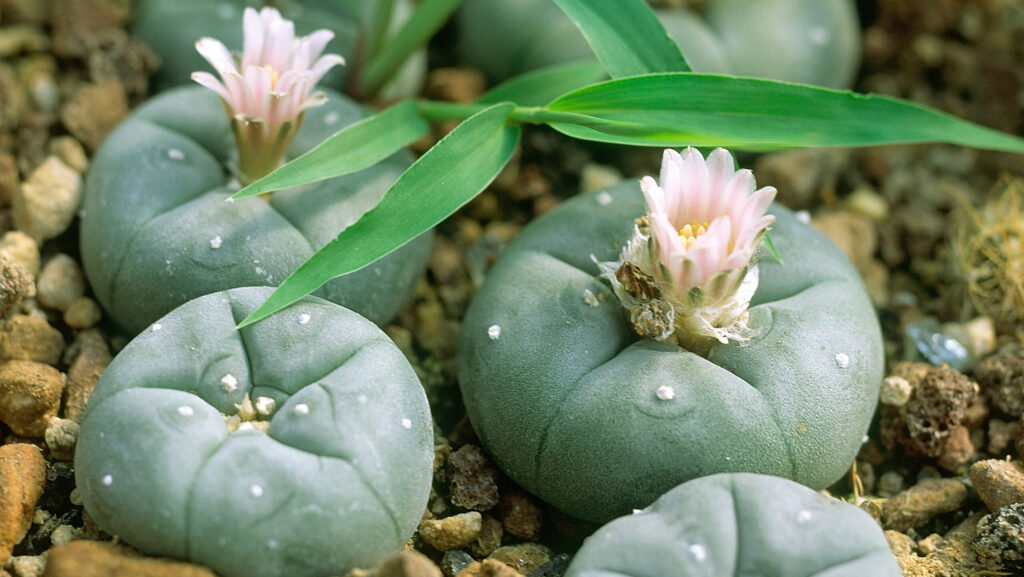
left=1, top=0, right=1024, bottom=576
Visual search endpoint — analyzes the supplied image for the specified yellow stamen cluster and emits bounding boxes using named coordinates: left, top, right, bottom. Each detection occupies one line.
left=679, top=220, right=709, bottom=250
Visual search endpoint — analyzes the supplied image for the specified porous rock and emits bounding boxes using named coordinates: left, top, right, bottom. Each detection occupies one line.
left=0, top=314, right=65, bottom=365
left=0, top=360, right=65, bottom=437
left=498, top=490, right=542, bottom=541
left=0, top=443, right=46, bottom=566
left=42, top=540, right=218, bottom=577
left=373, top=550, right=442, bottom=577
left=974, top=503, right=1024, bottom=572
left=487, top=543, right=551, bottom=575
left=59, top=79, right=128, bottom=152
left=970, top=459, right=1024, bottom=512
left=456, top=559, right=524, bottom=577
left=0, top=256, right=35, bottom=317
left=0, top=232, right=41, bottom=277
left=61, top=329, right=111, bottom=422
left=880, top=362, right=976, bottom=457
left=448, top=444, right=500, bottom=511
left=976, top=344, right=1024, bottom=418
left=63, top=297, right=102, bottom=329
left=468, top=515, right=502, bottom=558
left=883, top=478, right=968, bottom=531
left=13, top=156, right=82, bottom=243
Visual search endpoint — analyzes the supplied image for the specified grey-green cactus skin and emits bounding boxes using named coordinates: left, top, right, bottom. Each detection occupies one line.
left=80, top=85, right=431, bottom=336
left=458, top=0, right=860, bottom=89
left=132, top=0, right=425, bottom=98
left=74, top=287, right=434, bottom=577
left=457, top=182, right=884, bottom=523
left=564, top=473, right=901, bottom=577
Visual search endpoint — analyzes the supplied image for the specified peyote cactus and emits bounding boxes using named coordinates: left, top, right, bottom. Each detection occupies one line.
left=458, top=173, right=884, bottom=522
left=74, top=287, right=434, bottom=577
left=80, top=84, right=431, bottom=336
left=458, top=0, right=861, bottom=89
left=564, top=473, right=901, bottom=577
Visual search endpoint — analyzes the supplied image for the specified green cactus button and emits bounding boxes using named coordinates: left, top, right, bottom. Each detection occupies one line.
left=565, top=473, right=901, bottom=577
left=458, top=180, right=884, bottom=522
left=74, top=287, right=434, bottom=577
left=80, top=85, right=431, bottom=336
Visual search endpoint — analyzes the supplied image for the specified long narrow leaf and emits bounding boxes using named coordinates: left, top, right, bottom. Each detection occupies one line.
left=545, top=73, right=1024, bottom=153
left=360, top=0, right=461, bottom=96
left=233, top=100, right=429, bottom=199
left=479, top=60, right=607, bottom=107
left=238, top=102, right=521, bottom=327
left=550, top=0, right=689, bottom=77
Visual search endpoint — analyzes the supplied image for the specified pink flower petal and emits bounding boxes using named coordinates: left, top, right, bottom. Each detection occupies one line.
left=195, top=38, right=237, bottom=75
left=241, top=7, right=265, bottom=70
left=190, top=72, right=231, bottom=104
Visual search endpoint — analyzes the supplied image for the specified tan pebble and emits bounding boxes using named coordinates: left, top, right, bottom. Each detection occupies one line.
left=0, top=360, right=65, bottom=437
left=9, top=555, right=44, bottom=577
left=487, top=543, right=551, bottom=575
left=62, top=329, right=111, bottom=422
left=988, top=419, right=1017, bottom=455
left=935, top=425, right=974, bottom=473
left=47, top=137, right=88, bottom=174
left=0, top=152, right=17, bottom=207
left=468, top=514, right=503, bottom=558
left=44, top=417, right=79, bottom=460
left=13, top=156, right=82, bottom=243
left=42, top=540, right=218, bottom=577
left=36, top=254, right=85, bottom=312
left=963, top=316, right=996, bottom=358
left=0, top=443, right=46, bottom=566
left=59, top=79, right=128, bottom=152
left=879, top=376, right=912, bottom=407
left=375, top=550, right=442, bottom=577
left=62, top=297, right=101, bottom=329
left=48, top=525, right=79, bottom=547
left=498, top=491, right=542, bottom=541
left=455, top=559, right=524, bottom=577
left=0, top=25, right=49, bottom=57
left=844, top=187, right=889, bottom=221
left=418, top=512, right=482, bottom=551
left=917, top=533, right=944, bottom=555
left=882, top=478, right=968, bottom=531
left=580, top=164, right=623, bottom=194
left=812, top=210, right=876, bottom=272
left=0, top=257, right=35, bottom=318
left=969, top=459, right=1024, bottom=512
left=0, top=315, right=65, bottom=365
left=19, top=54, right=58, bottom=113
left=0, top=232, right=41, bottom=277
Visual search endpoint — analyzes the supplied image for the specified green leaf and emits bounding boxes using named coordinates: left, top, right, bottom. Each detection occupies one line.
left=359, top=0, right=461, bottom=97
left=550, top=0, right=690, bottom=77
left=479, top=60, right=607, bottom=107
left=238, top=102, right=521, bottom=327
left=233, top=101, right=429, bottom=199
left=545, top=73, right=1024, bottom=153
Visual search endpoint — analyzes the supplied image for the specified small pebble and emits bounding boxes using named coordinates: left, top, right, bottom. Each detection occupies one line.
left=879, top=376, right=912, bottom=407
left=487, top=543, right=552, bottom=575
left=442, top=550, right=476, bottom=577
left=0, top=314, right=65, bottom=365
left=59, top=79, right=129, bottom=152
left=0, top=231, right=40, bottom=277
left=448, top=444, right=500, bottom=511
left=456, top=559, right=524, bottom=577
left=487, top=325, right=501, bottom=341
left=882, top=478, right=968, bottom=531
left=62, top=329, right=112, bottom=422
left=0, top=256, right=34, bottom=317
left=975, top=344, right=1024, bottom=418
left=44, top=416, right=80, bottom=460
left=969, top=459, right=1024, bottom=512
left=419, top=511, right=483, bottom=551
left=0, top=444, right=46, bottom=565
left=43, top=540, right=218, bottom=577
left=655, top=385, right=675, bottom=401
left=526, top=553, right=570, bottom=577
left=13, top=156, right=82, bottom=243
left=835, top=352, right=850, bottom=368
left=988, top=419, right=1017, bottom=455
left=374, top=550, right=442, bottom=577
left=9, top=555, right=44, bottom=577
left=63, top=296, right=102, bottom=329
left=36, top=253, right=86, bottom=311
left=210, top=236, right=223, bottom=249
left=0, top=360, right=65, bottom=437
left=468, top=514, right=503, bottom=558
left=580, top=164, right=622, bottom=194
left=499, top=491, right=542, bottom=541
left=935, top=425, right=973, bottom=473
left=48, top=136, right=88, bottom=173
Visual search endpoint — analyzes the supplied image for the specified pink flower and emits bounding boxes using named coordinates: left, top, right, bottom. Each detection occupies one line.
left=191, top=7, right=345, bottom=182
left=642, top=147, right=776, bottom=294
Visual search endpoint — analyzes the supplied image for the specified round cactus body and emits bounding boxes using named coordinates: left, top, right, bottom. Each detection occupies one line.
left=457, top=182, right=884, bottom=522
left=75, top=287, right=434, bottom=577
left=132, top=0, right=425, bottom=98
left=565, top=473, right=901, bottom=577
left=458, top=0, right=860, bottom=89
left=80, top=85, right=431, bottom=336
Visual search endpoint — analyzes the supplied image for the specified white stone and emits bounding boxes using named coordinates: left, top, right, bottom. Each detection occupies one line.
left=294, top=403, right=310, bottom=415
left=687, top=543, right=707, bottom=562
left=101, top=474, right=112, bottom=486
left=210, top=235, right=223, bottom=249
left=151, top=323, right=162, bottom=332
left=325, top=112, right=339, bottom=125
left=582, top=289, right=599, bottom=307
left=401, top=418, right=412, bottom=430
left=177, top=405, right=194, bottom=417
left=880, top=376, right=912, bottom=407
left=596, top=192, right=613, bottom=206
left=797, top=510, right=812, bottom=523
left=298, top=313, right=311, bottom=325
left=167, top=148, right=185, bottom=161
left=488, top=324, right=501, bottom=340
left=255, top=396, right=276, bottom=415
left=249, top=484, right=264, bottom=498
left=656, top=385, right=675, bottom=401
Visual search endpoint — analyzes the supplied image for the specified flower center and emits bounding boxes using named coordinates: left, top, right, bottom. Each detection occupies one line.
left=265, top=65, right=281, bottom=88
left=679, top=220, right=708, bottom=249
